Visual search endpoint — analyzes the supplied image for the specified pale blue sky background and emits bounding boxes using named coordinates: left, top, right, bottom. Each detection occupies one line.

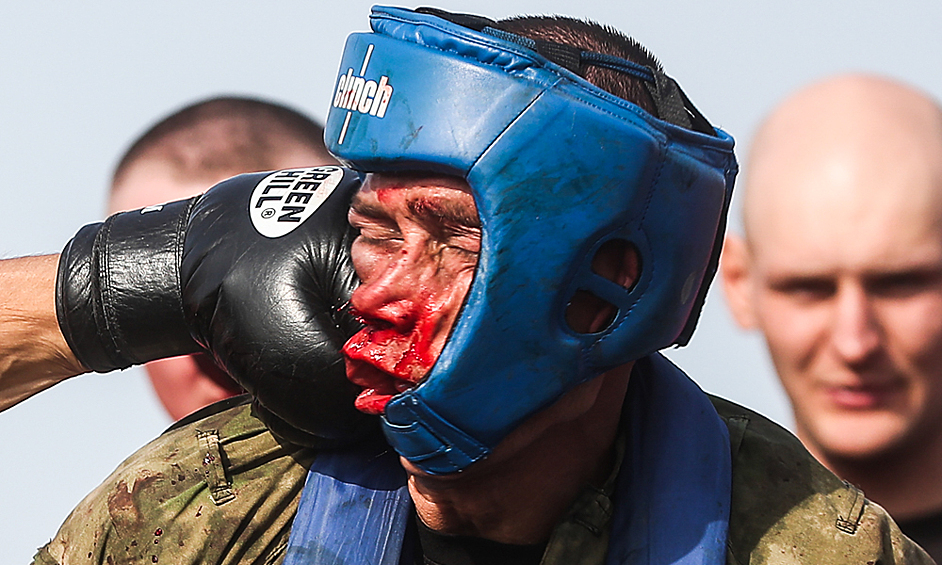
left=2, top=1, right=941, bottom=562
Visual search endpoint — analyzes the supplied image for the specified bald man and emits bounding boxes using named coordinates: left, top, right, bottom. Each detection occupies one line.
left=110, top=96, right=336, bottom=420
left=723, top=74, right=942, bottom=559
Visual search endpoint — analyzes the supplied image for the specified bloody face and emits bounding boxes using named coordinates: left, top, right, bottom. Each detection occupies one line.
left=343, top=173, right=481, bottom=415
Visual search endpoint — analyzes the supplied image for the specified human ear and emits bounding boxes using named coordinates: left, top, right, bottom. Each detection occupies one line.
left=720, top=233, right=758, bottom=329
left=591, top=239, right=640, bottom=293
left=566, top=240, right=640, bottom=334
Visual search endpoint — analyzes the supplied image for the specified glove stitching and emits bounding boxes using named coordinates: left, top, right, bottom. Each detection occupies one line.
left=175, top=197, right=199, bottom=344
left=97, top=216, right=126, bottom=369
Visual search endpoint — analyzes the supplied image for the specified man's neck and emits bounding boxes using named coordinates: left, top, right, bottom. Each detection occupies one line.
left=805, top=430, right=942, bottom=520
left=405, top=364, right=632, bottom=545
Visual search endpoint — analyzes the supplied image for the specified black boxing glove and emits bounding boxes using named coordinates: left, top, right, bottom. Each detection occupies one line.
left=56, top=166, right=376, bottom=446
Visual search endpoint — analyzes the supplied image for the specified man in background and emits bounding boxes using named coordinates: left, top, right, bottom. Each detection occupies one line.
left=0, top=9, right=929, bottom=562
left=109, top=96, right=336, bottom=419
left=722, top=74, right=942, bottom=559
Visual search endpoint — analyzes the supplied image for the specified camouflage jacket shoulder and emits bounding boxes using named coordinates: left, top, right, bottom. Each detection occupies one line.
left=33, top=396, right=315, bottom=565
left=33, top=395, right=934, bottom=564
left=710, top=395, right=933, bottom=564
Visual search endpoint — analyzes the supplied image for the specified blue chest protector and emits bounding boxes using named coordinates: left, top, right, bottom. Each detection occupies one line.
left=284, top=354, right=731, bottom=565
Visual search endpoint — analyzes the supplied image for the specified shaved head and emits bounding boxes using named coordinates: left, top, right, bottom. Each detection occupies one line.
left=744, top=75, right=942, bottom=246
left=723, top=75, right=942, bottom=518
left=110, top=97, right=336, bottom=214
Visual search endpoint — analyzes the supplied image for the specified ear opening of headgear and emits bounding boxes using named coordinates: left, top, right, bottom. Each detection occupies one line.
left=565, top=238, right=642, bottom=335
left=325, top=5, right=737, bottom=474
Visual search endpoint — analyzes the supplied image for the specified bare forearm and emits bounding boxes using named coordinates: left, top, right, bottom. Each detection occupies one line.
left=0, top=255, right=86, bottom=411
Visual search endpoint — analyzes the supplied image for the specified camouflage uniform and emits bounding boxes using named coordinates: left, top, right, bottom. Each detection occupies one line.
left=33, top=395, right=932, bottom=565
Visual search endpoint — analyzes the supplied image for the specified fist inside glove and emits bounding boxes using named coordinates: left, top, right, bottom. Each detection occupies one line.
left=56, top=166, right=377, bottom=446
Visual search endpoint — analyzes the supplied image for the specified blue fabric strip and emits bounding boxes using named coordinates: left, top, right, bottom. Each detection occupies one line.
left=606, top=354, right=732, bottom=565
left=286, top=353, right=730, bottom=565
left=284, top=443, right=411, bottom=565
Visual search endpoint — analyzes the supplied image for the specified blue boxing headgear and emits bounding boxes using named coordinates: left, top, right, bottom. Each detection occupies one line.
left=326, top=6, right=738, bottom=474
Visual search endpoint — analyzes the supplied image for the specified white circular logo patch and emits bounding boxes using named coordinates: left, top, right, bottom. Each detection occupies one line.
left=249, top=166, right=344, bottom=238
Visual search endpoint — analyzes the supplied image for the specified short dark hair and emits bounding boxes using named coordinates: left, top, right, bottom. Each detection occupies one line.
left=496, top=16, right=661, bottom=114
left=113, top=96, right=332, bottom=187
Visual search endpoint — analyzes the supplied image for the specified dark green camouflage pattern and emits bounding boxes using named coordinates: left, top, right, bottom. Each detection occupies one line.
left=33, top=398, right=313, bottom=565
left=33, top=396, right=933, bottom=564
left=713, top=396, right=932, bottom=565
